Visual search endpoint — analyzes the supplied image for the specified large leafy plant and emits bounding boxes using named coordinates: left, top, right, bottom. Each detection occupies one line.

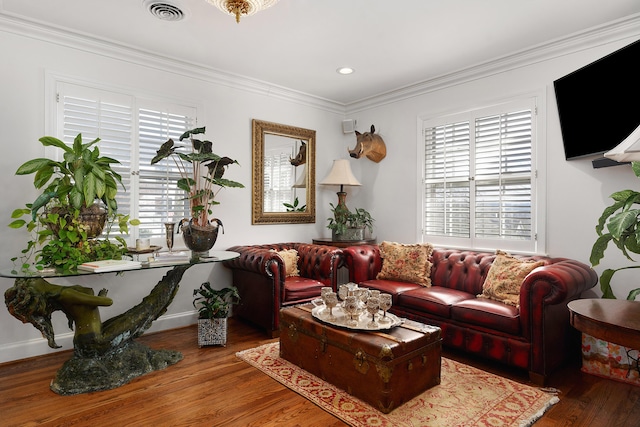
left=9, top=133, right=139, bottom=273
left=151, top=127, right=244, bottom=227
left=13, top=133, right=124, bottom=218
left=590, top=162, right=640, bottom=300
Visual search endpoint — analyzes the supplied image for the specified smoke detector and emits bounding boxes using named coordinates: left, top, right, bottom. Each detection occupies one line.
left=143, top=0, right=186, bottom=21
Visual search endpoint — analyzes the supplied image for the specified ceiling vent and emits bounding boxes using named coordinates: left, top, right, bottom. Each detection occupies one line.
left=144, top=0, right=186, bottom=21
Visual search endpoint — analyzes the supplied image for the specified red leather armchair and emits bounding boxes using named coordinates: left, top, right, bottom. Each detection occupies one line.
left=223, top=243, right=343, bottom=337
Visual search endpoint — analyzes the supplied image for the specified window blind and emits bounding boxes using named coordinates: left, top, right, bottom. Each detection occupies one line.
left=58, top=85, right=134, bottom=237
left=422, top=101, right=536, bottom=251
left=57, top=81, right=196, bottom=242
left=138, top=108, right=195, bottom=239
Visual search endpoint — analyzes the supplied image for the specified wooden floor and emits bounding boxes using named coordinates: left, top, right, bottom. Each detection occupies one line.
left=1, top=318, right=640, bottom=427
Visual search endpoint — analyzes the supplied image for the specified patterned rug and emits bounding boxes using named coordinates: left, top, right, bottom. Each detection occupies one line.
left=236, top=342, right=559, bottom=427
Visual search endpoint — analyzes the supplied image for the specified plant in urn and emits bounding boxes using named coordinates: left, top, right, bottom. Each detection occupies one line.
left=151, top=127, right=244, bottom=259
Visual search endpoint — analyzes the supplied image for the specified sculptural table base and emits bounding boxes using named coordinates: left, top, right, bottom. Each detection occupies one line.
left=1, top=250, right=240, bottom=396
left=5, top=264, right=192, bottom=395
left=51, top=341, right=183, bottom=395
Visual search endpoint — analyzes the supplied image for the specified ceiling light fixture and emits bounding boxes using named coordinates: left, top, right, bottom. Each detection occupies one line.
left=337, top=67, right=354, bottom=75
left=206, top=0, right=279, bottom=23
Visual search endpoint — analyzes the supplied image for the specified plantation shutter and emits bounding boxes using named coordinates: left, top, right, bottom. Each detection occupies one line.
left=424, top=121, right=471, bottom=238
left=474, top=110, right=532, bottom=240
left=422, top=99, right=536, bottom=252
left=138, top=106, right=196, bottom=239
left=56, top=81, right=197, bottom=242
left=57, top=83, right=134, bottom=236
left=263, top=142, right=295, bottom=213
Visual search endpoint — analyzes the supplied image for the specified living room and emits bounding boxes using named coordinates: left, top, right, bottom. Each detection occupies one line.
left=1, top=1, right=640, bottom=425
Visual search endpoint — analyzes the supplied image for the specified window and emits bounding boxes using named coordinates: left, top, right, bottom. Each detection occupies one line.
left=263, top=139, right=298, bottom=212
left=54, top=80, right=197, bottom=243
left=421, top=98, right=540, bottom=253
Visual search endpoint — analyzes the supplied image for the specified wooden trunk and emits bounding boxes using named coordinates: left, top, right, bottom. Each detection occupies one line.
left=279, top=305, right=442, bottom=413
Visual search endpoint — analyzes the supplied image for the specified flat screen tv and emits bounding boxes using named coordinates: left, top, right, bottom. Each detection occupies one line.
left=554, top=39, right=640, bottom=160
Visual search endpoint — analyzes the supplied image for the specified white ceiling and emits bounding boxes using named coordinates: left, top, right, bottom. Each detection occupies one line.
left=2, top=0, right=640, bottom=105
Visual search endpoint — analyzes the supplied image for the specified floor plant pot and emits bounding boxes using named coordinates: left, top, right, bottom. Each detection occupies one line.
left=180, top=219, right=223, bottom=259
left=198, top=318, right=228, bottom=347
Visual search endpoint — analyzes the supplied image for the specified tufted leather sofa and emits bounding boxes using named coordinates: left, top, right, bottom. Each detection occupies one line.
left=223, top=243, right=343, bottom=337
left=343, top=245, right=598, bottom=385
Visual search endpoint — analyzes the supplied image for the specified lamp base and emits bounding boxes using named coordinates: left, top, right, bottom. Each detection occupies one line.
left=334, top=191, right=349, bottom=222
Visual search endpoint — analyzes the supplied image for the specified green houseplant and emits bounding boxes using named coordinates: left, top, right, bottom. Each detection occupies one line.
left=9, top=133, right=139, bottom=273
left=327, top=205, right=374, bottom=241
left=151, top=127, right=244, bottom=256
left=590, top=162, right=640, bottom=300
left=193, top=282, right=240, bottom=346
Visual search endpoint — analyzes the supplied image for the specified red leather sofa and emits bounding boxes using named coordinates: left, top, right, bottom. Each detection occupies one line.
left=223, top=243, right=343, bottom=337
left=343, top=245, right=598, bottom=385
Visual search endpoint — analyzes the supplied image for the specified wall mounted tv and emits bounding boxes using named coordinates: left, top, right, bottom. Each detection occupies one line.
left=554, top=39, right=640, bottom=160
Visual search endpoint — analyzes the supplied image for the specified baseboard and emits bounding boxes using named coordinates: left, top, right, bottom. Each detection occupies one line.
left=0, top=311, right=198, bottom=364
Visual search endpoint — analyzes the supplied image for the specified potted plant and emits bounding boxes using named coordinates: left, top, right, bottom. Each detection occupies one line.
left=193, top=282, right=241, bottom=346
left=151, top=127, right=244, bottom=257
left=284, top=196, right=306, bottom=212
left=590, top=162, right=640, bottom=300
left=327, top=205, right=374, bottom=241
left=8, top=133, right=139, bottom=273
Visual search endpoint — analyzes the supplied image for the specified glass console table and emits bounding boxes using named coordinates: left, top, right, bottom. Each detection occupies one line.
left=0, top=250, right=239, bottom=395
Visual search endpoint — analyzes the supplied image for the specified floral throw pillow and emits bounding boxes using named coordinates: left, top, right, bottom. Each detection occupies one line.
left=376, top=241, right=433, bottom=287
left=477, top=250, right=545, bottom=307
left=276, top=249, right=300, bottom=277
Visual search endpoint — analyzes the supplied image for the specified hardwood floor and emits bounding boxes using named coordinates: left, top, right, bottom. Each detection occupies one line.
left=1, top=318, right=639, bottom=426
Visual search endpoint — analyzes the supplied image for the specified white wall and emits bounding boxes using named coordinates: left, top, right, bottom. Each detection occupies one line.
left=2, top=17, right=640, bottom=363
left=0, top=24, right=347, bottom=362
left=345, top=28, right=640, bottom=301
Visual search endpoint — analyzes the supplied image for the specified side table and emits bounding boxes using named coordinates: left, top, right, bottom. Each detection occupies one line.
left=312, top=237, right=376, bottom=248
left=568, top=299, right=640, bottom=350
left=0, top=250, right=240, bottom=395
left=568, top=299, right=640, bottom=383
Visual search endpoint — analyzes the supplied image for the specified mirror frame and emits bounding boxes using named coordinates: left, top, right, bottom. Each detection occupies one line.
left=252, top=119, right=316, bottom=224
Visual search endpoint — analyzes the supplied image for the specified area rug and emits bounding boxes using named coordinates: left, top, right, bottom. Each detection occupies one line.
left=236, top=342, right=558, bottom=427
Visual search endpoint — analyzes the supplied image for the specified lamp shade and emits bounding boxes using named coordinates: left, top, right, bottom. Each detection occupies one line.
left=292, top=164, right=307, bottom=188
left=319, top=159, right=361, bottom=187
left=604, top=124, right=640, bottom=162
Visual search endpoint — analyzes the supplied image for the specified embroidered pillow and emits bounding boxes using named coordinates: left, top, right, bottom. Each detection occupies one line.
left=477, top=250, right=545, bottom=307
left=376, top=241, right=433, bottom=287
left=276, top=249, right=300, bottom=277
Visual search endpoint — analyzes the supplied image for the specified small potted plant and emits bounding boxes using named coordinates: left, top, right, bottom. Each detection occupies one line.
left=151, top=127, right=244, bottom=257
left=193, top=282, right=241, bottom=347
left=327, top=205, right=375, bottom=241
left=9, top=133, right=139, bottom=273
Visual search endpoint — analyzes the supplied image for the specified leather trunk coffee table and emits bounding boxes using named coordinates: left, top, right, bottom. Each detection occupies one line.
left=279, top=304, right=442, bottom=413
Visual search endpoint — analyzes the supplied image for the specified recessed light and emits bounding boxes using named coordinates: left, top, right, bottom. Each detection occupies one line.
left=337, top=67, right=354, bottom=75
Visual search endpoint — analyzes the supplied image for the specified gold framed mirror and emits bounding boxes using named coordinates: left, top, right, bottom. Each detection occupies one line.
left=252, top=119, right=316, bottom=224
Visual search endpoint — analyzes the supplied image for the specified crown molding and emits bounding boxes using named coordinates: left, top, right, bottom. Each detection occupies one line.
left=0, top=12, right=346, bottom=115
left=2, top=11, right=639, bottom=117
left=345, top=14, right=640, bottom=114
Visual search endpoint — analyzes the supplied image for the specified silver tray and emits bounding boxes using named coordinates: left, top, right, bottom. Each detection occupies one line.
left=311, top=303, right=403, bottom=331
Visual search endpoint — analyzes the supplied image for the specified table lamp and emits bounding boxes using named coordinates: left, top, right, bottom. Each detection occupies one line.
left=319, top=159, right=361, bottom=217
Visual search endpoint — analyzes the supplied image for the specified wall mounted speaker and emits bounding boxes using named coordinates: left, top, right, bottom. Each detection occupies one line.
left=342, top=119, right=356, bottom=134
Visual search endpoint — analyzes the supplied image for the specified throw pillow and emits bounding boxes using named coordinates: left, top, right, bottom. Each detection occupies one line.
left=376, top=241, right=433, bottom=286
left=477, top=250, right=545, bottom=307
left=276, top=249, right=300, bottom=277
